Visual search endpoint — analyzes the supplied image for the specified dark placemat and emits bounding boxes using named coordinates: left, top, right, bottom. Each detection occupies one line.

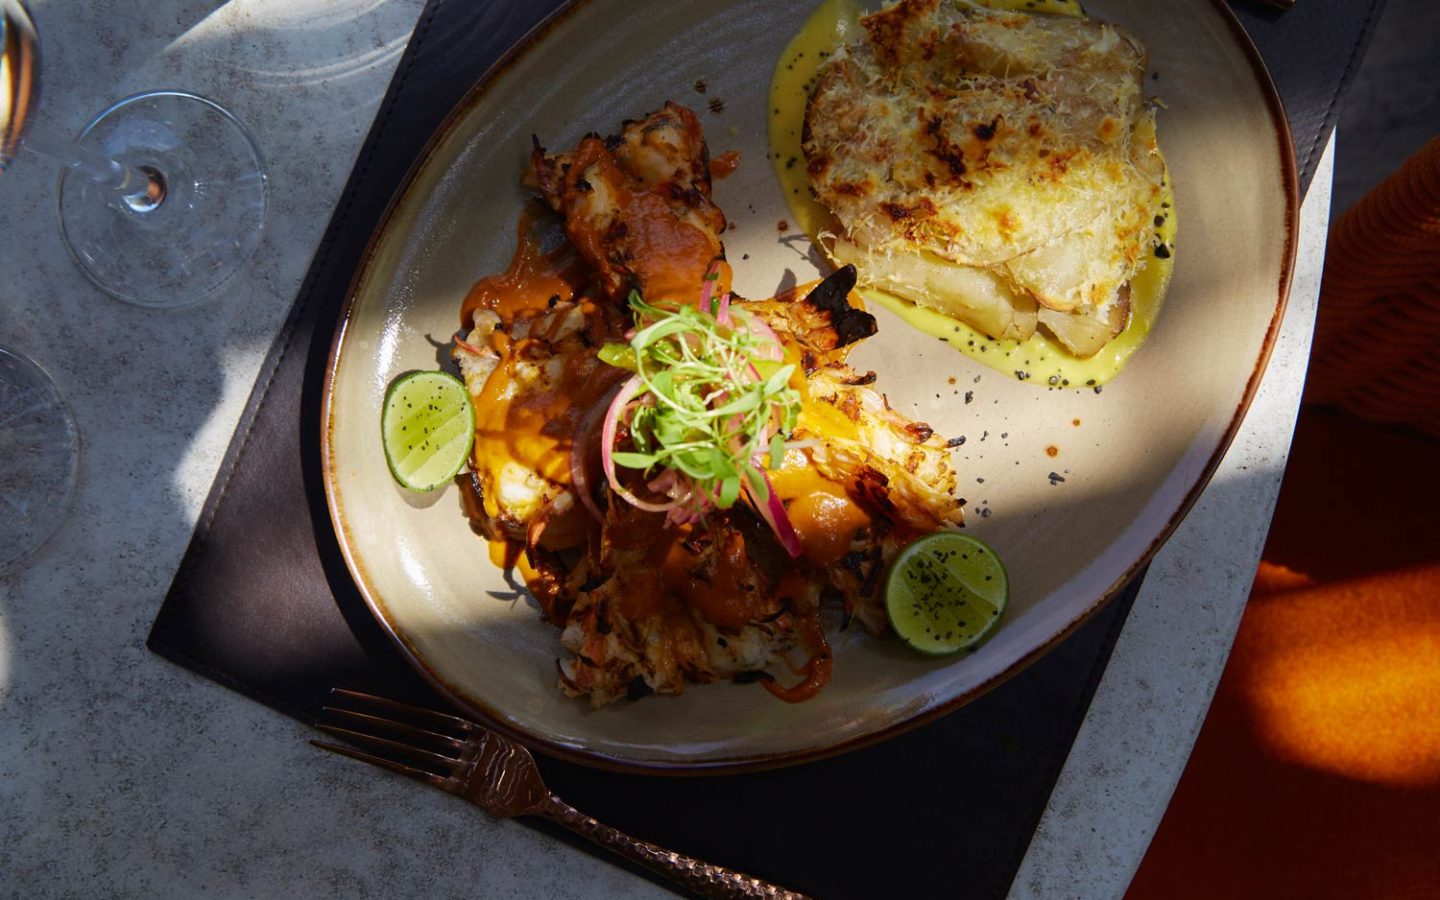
left=1231, top=0, right=1387, bottom=195
left=149, top=1, right=1381, bottom=897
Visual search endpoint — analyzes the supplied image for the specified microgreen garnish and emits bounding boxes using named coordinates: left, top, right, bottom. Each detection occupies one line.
left=598, top=290, right=800, bottom=523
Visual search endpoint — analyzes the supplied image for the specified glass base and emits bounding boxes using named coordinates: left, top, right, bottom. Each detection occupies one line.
left=58, top=91, right=268, bottom=309
left=0, top=346, right=79, bottom=570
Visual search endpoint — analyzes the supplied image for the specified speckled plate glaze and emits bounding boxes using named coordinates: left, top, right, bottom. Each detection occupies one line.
left=322, top=0, right=1297, bottom=772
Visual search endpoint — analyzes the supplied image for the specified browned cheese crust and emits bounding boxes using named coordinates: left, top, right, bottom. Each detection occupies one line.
left=804, top=0, right=1167, bottom=356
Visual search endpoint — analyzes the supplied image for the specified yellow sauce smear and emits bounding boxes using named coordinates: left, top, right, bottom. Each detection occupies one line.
left=768, top=0, right=1176, bottom=387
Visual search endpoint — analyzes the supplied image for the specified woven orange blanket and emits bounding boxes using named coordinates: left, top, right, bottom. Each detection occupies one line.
left=1308, top=139, right=1440, bottom=438
left=1129, top=409, right=1440, bottom=899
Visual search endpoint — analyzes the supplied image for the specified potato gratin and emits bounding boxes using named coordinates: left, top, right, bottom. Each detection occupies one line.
left=453, top=104, right=964, bottom=706
left=803, top=0, right=1168, bottom=358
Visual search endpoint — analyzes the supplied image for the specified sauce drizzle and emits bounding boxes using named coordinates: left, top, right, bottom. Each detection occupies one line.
left=460, top=203, right=589, bottom=326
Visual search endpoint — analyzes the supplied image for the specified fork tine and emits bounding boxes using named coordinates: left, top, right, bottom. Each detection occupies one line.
left=310, top=740, right=452, bottom=789
left=314, top=722, right=465, bottom=776
left=329, top=688, right=477, bottom=735
left=320, top=705, right=466, bottom=754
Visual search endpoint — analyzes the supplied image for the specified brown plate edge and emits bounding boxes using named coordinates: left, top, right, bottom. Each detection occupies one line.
left=320, top=0, right=1303, bottom=776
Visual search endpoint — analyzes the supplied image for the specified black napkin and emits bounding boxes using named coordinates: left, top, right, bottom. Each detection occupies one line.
left=149, top=1, right=1380, bottom=896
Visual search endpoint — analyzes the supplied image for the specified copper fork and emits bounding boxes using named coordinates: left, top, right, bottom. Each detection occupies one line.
left=312, top=689, right=810, bottom=900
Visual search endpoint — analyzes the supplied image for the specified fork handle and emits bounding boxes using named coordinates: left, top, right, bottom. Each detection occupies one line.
left=540, top=795, right=810, bottom=900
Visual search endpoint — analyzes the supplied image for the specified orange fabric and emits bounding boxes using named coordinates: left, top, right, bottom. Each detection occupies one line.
left=1307, top=139, right=1440, bottom=437
left=1128, top=409, right=1440, bottom=900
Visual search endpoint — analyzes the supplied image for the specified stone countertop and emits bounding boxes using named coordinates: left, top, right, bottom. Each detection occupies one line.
left=0, top=2, right=1329, bottom=897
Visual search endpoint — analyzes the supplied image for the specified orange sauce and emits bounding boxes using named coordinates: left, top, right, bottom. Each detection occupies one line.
left=488, top=537, right=569, bottom=621
left=595, top=506, right=787, bottom=630
left=709, top=150, right=741, bottom=180
left=460, top=203, right=589, bottom=327
left=660, top=529, right=779, bottom=631
left=769, top=464, right=872, bottom=566
left=763, top=607, right=833, bottom=703
left=795, top=399, right=860, bottom=443
left=487, top=538, right=522, bottom=570
left=603, top=506, right=672, bottom=621
left=463, top=209, right=628, bottom=539
left=623, top=191, right=729, bottom=302
left=470, top=337, right=624, bottom=495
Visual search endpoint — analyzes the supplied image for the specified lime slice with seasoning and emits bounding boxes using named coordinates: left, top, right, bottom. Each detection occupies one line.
left=885, top=532, right=1009, bottom=655
left=381, top=371, right=475, bottom=492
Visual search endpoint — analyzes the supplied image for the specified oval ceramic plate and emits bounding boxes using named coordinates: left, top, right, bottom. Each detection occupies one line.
left=323, top=0, right=1296, bottom=772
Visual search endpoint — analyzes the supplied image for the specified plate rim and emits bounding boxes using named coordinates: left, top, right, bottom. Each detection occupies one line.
left=320, top=0, right=1300, bottom=775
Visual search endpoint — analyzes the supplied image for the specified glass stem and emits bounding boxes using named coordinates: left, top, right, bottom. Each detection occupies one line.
left=21, top=120, right=164, bottom=210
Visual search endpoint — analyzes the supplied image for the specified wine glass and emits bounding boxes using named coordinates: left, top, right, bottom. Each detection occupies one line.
left=2, top=0, right=266, bottom=567
left=0, top=344, right=78, bottom=571
left=2, top=0, right=268, bottom=308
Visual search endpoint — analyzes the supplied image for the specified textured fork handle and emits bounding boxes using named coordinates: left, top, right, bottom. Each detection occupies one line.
left=539, top=795, right=810, bottom=900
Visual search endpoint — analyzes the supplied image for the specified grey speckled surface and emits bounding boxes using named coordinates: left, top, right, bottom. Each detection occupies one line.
left=0, top=2, right=1327, bottom=898
left=0, top=1, right=666, bottom=897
